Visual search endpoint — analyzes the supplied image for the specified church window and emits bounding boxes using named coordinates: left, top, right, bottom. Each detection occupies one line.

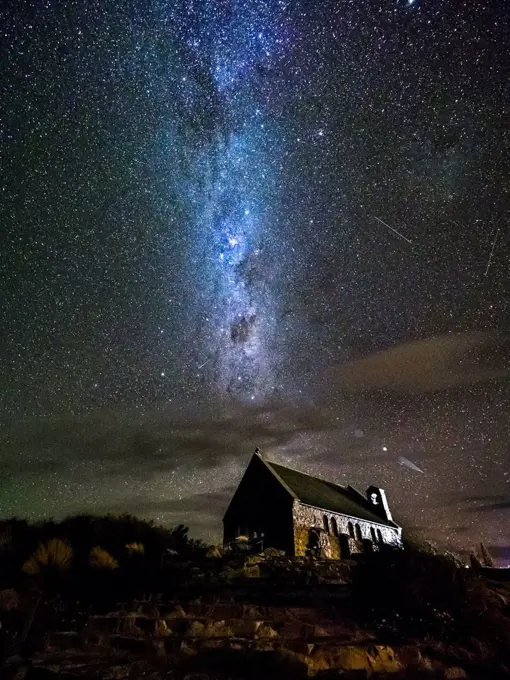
left=323, top=515, right=329, bottom=533
left=370, top=527, right=377, bottom=543
left=355, top=524, right=363, bottom=541
left=347, top=522, right=354, bottom=538
left=377, top=529, right=383, bottom=543
left=331, top=517, right=338, bottom=537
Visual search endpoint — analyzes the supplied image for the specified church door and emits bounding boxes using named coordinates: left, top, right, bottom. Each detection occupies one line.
left=307, top=529, right=321, bottom=557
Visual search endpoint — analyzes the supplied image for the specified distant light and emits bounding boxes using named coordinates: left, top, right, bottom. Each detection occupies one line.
left=382, top=446, right=388, bottom=452
left=161, top=372, right=165, bottom=377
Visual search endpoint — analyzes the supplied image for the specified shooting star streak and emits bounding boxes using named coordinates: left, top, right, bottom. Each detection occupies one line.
left=373, top=216, right=412, bottom=244
left=483, top=227, right=500, bottom=277
left=399, top=456, right=425, bottom=474
left=198, top=359, right=211, bottom=370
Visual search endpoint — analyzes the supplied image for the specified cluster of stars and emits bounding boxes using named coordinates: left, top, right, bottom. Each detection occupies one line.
left=0, top=0, right=508, bottom=557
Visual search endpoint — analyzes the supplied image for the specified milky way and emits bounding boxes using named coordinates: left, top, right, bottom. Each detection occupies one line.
left=1, top=0, right=509, bottom=560
left=172, top=1, right=293, bottom=401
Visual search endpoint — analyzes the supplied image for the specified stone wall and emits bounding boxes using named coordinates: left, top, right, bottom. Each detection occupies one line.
left=292, top=502, right=401, bottom=558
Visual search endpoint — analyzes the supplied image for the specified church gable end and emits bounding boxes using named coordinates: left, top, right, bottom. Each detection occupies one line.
left=223, top=452, right=295, bottom=553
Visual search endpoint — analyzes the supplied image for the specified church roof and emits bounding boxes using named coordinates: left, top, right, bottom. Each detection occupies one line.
left=263, top=457, right=399, bottom=529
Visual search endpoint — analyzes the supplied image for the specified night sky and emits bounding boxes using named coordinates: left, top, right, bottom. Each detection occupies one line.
left=1, top=0, right=509, bottom=562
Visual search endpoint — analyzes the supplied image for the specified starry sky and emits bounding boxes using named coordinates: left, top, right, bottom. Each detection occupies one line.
left=1, top=0, right=509, bottom=562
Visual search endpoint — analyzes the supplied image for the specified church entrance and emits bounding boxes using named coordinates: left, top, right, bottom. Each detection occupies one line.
left=307, top=529, right=321, bottom=558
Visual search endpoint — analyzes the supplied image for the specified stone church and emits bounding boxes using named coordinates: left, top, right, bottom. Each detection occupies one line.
left=223, top=450, right=402, bottom=558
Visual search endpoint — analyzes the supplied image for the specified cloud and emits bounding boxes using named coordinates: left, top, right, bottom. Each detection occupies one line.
left=327, top=332, right=508, bottom=394
left=0, top=401, right=348, bottom=539
left=489, top=545, right=510, bottom=563
left=471, top=499, right=510, bottom=512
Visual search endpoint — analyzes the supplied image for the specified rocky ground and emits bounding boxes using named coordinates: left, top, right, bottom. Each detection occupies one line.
left=1, top=550, right=509, bottom=680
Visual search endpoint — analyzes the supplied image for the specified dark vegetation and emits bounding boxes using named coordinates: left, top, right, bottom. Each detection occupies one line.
left=0, top=515, right=508, bottom=673
left=351, top=542, right=510, bottom=654
left=0, top=514, right=207, bottom=658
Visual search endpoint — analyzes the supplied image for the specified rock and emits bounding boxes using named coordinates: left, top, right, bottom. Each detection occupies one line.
left=83, top=615, right=119, bottom=636
left=231, top=619, right=263, bottom=637
left=262, top=547, right=286, bottom=559
left=101, top=665, right=132, bottom=679
left=45, top=632, right=81, bottom=652
left=309, top=645, right=402, bottom=676
left=255, top=623, right=280, bottom=639
left=397, top=646, right=427, bottom=668
left=205, top=544, right=224, bottom=558
left=187, top=620, right=206, bottom=637
left=148, top=638, right=167, bottom=659
left=109, top=635, right=148, bottom=655
left=1, top=657, right=28, bottom=680
left=444, top=668, right=468, bottom=679
left=119, top=614, right=143, bottom=636
left=242, top=605, right=263, bottom=618
left=164, top=604, right=187, bottom=619
left=203, top=620, right=234, bottom=637
left=366, top=645, right=401, bottom=674
left=154, top=618, right=169, bottom=635
left=25, top=668, right=77, bottom=680
left=242, top=564, right=261, bottom=579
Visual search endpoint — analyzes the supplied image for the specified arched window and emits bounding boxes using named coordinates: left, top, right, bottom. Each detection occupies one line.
left=370, top=527, right=377, bottom=543
left=377, top=529, right=383, bottom=544
left=347, top=522, right=354, bottom=538
left=355, top=524, right=363, bottom=542
left=323, top=515, right=330, bottom=533
left=331, top=517, right=338, bottom=537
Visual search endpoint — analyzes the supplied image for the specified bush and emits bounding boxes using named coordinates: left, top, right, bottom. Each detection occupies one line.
left=350, top=543, right=509, bottom=650
left=89, top=546, right=119, bottom=570
left=126, top=542, right=145, bottom=556
left=22, top=538, right=73, bottom=575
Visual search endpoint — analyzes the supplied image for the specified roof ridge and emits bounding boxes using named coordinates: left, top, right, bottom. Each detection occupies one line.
left=267, top=457, right=348, bottom=491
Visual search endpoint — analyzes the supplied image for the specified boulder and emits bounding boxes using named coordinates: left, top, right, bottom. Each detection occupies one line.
left=119, top=614, right=143, bottom=636
left=230, top=619, right=263, bottom=637
left=444, top=668, right=468, bottom=679
left=242, top=564, right=261, bottom=579
left=397, top=645, right=428, bottom=669
left=255, top=623, right=280, bottom=639
left=187, top=620, right=206, bottom=637
left=366, top=645, right=401, bottom=674
left=154, top=619, right=170, bottom=636
left=203, top=620, right=234, bottom=638
left=164, top=604, right=187, bottom=619
left=262, top=547, right=286, bottom=559
left=309, top=644, right=402, bottom=676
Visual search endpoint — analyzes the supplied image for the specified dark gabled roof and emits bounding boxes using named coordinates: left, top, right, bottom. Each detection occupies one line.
left=263, top=457, right=399, bottom=529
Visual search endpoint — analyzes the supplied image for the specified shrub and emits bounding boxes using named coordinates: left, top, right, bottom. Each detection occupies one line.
left=22, top=538, right=73, bottom=575
left=89, top=546, right=119, bottom=570
left=350, top=543, right=509, bottom=649
left=126, top=542, right=145, bottom=556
